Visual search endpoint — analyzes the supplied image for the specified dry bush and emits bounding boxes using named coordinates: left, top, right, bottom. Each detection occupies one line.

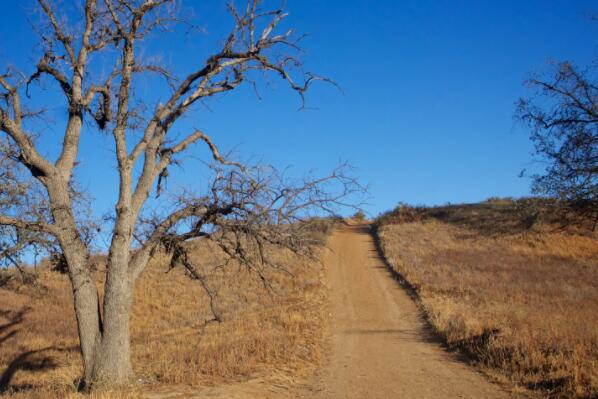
left=376, top=201, right=598, bottom=398
left=352, top=211, right=367, bottom=222
left=376, top=203, right=428, bottom=225
left=0, top=225, right=331, bottom=398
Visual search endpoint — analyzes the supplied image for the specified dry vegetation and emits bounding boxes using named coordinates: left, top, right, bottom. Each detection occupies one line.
left=0, top=221, right=335, bottom=398
left=376, top=199, right=598, bottom=398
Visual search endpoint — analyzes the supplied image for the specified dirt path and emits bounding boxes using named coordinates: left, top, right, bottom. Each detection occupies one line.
left=309, top=223, right=519, bottom=399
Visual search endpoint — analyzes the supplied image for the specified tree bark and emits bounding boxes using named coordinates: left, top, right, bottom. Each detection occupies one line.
left=89, top=272, right=134, bottom=386
left=46, top=179, right=103, bottom=388
left=70, top=262, right=102, bottom=388
left=66, top=235, right=137, bottom=389
left=88, top=229, right=135, bottom=387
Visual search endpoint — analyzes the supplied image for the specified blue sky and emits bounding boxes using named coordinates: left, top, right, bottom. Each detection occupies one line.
left=1, top=0, right=597, bottom=217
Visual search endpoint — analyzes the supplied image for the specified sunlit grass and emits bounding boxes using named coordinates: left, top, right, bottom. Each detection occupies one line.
left=0, top=223, right=332, bottom=398
left=377, top=201, right=598, bottom=398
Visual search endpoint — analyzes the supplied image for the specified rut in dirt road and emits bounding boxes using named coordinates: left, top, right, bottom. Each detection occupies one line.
left=313, top=224, right=521, bottom=399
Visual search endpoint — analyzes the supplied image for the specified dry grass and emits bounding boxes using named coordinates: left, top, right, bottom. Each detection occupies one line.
left=376, top=200, right=598, bottom=398
left=0, top=221, right=334, bottom=398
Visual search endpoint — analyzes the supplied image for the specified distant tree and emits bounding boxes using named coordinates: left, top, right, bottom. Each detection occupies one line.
left=0, top=0, right=361, bottom=390
left=517, top=61, right=598, bottom=229
left=353, top=210, right=366, bottom=221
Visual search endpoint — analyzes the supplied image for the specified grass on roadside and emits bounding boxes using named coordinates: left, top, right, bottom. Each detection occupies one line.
left=0, top=219, right=335, bottom=398
left=376, top=200, right=598, bottom=398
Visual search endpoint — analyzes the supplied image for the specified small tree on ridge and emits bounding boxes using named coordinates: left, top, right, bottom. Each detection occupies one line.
left=517, top=61, right=598, bottom=229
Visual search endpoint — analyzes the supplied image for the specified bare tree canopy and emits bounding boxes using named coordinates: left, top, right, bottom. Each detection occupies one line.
left=517, top=61, right=598, bottom=229
left=0, top=0, right=362, bottom=389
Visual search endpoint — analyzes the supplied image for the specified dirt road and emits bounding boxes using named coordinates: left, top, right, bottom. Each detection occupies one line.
left=310, top=224, right=518, bottom=399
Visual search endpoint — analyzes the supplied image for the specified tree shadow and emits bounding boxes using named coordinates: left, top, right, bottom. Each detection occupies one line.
left=0, top=347, right=58, bottom=393
left=0, top=307, right=29, bottom=347
left=0, top=307, right=65, bottom=393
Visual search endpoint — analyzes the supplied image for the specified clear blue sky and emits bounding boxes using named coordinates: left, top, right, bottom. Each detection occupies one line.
left=1, top=1, right=597, bottom=217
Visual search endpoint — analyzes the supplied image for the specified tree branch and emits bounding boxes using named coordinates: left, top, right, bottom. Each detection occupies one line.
left=0, top=215, right=58, bottom=235
left=37, top=0, right=76, bottom=64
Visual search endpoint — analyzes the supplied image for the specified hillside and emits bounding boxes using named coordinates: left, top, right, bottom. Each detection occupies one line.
left=375, top=199, right=598, bottom=398
left=3, top=202, right=597, bottom=398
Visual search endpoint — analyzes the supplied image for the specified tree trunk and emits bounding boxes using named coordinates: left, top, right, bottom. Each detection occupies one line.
left=68, top=253, right=102, bottom=388
left=46, top=179, right=103, bottom=389
left=90, top=291, right=134, bottom=386
left=50, top=178, right=137, bottom=387
left=67, top=251, right=136, bottom=389
left=88, top=237, right=135, bottom=387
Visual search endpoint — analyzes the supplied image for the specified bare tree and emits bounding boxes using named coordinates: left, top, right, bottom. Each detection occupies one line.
left=517, top=61, right=598, bottom=229
left=0, top=0, right=361, bottom=389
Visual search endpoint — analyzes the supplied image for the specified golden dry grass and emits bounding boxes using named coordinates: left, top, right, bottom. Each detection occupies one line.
left=376, top=201, right=598, bottom=398
left=0, top=224, right=332, bottom=398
